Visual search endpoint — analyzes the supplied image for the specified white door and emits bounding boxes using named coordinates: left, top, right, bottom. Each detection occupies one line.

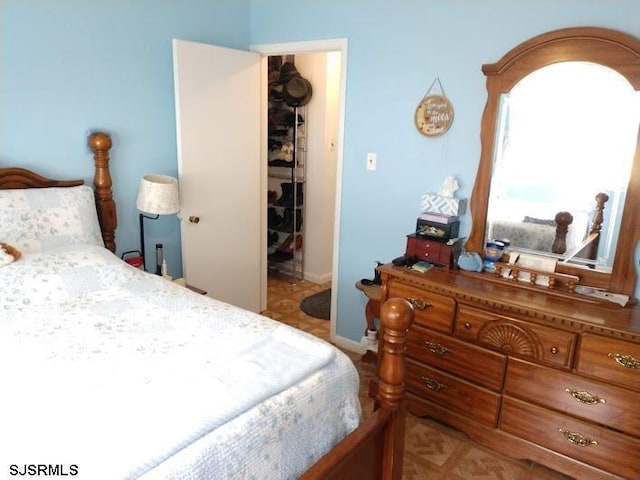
left=173, top=39, right=262, bottom=312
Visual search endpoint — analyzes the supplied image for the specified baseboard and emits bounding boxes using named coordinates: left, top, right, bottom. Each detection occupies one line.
left=332, top=334, right=367, bottom=355
left=304, top=271, right=332, bottom=284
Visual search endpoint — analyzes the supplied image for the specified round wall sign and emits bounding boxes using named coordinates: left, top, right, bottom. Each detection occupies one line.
left=415, top=94, right=454, bottom=137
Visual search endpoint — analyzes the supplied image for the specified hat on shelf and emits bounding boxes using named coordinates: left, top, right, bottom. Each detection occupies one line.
left=268, top=70, right=281, bottom=85
left=283, top=76, right=313, bottom=107
left=269, top=84, right=284, bottom=102
left=279, top=62, right=300, bottom=83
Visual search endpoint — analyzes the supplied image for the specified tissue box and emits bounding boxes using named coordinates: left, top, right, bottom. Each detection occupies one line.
left=421, top=194, right=467, bottom=216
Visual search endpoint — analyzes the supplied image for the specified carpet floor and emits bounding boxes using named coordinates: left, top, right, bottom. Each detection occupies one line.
left=261, top=272, right=574, bottom=480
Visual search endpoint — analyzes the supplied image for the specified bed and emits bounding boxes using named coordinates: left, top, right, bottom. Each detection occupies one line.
left=0, top=132, right=413, bottom=480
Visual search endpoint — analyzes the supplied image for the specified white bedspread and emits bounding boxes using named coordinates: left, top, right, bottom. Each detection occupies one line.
left=0, top=245, right=360, bottom=479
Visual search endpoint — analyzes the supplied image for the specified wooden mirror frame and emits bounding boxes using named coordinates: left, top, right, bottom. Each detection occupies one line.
left=467, top=27, right=640, bottom=298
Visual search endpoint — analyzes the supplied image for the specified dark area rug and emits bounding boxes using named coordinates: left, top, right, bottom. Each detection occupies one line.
left=300, top=288, right=331, bottom=320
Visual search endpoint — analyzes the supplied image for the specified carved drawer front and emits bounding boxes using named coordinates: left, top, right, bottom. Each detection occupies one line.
left=455, top=305, right=577, bottom=368
left=576, top=333, right=640, bottom=392
left=501, top=396, right=640, bottom=479
left=388, top=282, right=455, bottom=334
left=405, top=358, right=500, bottom=426
left=504, top=357, right=640, bottom=437
left=407, top=325, right=506, bottom=391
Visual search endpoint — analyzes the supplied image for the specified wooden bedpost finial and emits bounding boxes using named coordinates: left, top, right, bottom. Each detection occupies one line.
left=377, top=297, right=413, bottom=480
left=381, top=297, right=413, bottom=334
left=378, top=298, right=413, bottom=410
left=552, top=211, right=573, bottom=254
left=591, top=192, right=609, bottom=233
left=87, top=131, right=117, bottom=253
left=88, top=131, right=112, bottom=152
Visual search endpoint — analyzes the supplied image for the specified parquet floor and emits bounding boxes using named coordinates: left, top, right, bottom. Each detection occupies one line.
left=262, top=273, right=573, bottom=480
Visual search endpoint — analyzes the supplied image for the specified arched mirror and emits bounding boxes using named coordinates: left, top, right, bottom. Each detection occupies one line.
left=467, top=27, right=640, bottom=298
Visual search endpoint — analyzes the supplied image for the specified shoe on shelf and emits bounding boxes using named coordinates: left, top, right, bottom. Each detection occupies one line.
left=274, top=208, right=303, bottom=233
left=274, top=182, right=303, bottom=207
left=267, top=231, right=279, bottom=247
left=360, top=261, right=383, bottom=285
left=268, top=207, right=284, bottom=229
left=277, top=234, right=303, bottom=254
left=268, top=250, right=293, bottom=263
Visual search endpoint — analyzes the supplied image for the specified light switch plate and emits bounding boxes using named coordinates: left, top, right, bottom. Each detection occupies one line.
left=366, top=152, right=377, bottom=171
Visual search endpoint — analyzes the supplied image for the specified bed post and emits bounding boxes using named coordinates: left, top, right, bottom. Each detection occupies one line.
left=583, top=192, right=609, bottom=260
left=552, top=211, right=573, bottom=254
left=300, top=297, right=413, bottom=480
left=88, top=132, right=117, bottom=253
left=378, top=297, right=413, bottom=480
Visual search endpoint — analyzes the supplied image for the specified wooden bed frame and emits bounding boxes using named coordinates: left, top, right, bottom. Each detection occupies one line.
left=551, top=192, right=608, bottom=262
left=0, top=131, right=413, bottom=480
left=491, top=196, right=609, bottom=261
left=0, top=132, right=117, bottom=253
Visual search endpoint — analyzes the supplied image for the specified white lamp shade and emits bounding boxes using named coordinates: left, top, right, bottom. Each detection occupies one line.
left=136, top=174, right=180, bottom=215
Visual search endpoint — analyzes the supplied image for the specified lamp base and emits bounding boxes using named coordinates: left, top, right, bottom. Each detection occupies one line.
left=139, top=213, right=159, bottom=272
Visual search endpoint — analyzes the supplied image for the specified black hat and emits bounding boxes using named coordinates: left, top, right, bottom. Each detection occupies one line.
left=283, top=76, right=313, bottom=107
left=279, top=62, right=300, bottom=83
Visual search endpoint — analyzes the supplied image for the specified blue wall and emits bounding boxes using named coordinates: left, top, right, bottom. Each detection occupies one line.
left=250, top=0, right=640, bottom=341
left=1, top=0, right=251, bottom=278
left=2, top=0, right=639, bottom=343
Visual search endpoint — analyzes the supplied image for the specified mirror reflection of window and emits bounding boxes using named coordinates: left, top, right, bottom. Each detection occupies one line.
left=487, top=61, right=640, bottom=268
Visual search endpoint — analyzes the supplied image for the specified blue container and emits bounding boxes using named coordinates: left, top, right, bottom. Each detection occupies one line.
left=485, top=241, right=505, bottom=262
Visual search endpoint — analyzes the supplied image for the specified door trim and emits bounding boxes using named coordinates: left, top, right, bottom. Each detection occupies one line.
left=251, top=38, right=348, bottom=342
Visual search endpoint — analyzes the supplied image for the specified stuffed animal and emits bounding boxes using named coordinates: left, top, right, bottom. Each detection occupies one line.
left=0, top=242, right=21, bottom=267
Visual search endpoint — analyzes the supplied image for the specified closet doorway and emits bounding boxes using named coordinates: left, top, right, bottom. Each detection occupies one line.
left=253, top=39, right=347, bottom=340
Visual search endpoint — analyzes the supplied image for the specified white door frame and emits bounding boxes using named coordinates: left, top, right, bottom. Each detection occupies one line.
left=251, top=38, right=348, bottom=343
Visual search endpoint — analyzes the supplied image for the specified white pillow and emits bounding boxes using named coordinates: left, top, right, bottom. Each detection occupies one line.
left=0, top=185, right=104, bottom=252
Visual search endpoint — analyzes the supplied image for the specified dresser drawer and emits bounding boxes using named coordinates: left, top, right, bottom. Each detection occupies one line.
left=405, top=358, right=500, bottom=426
left=407, top=326, right=506, bottom=391
left=576, top=333, right=640, bottom=392
left=501, top=396, right=640, bottom=479
left=455, top=305, right=577, bottom=368
left=388, top=282, right=455, bottom=334
left=406, top=236, right=450, bottom=266
left=504, top=357, right=640, bottom=437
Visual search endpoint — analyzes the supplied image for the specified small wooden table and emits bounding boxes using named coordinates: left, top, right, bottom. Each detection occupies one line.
left=355, top=281, right=382, bottom=332
left=355, top=281, right=382, bottom=364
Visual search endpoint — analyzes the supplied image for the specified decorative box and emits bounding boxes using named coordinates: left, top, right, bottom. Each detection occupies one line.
left=421, top=194, right=467, bottom=216
left=405, top=234, right=463, bottom=270
left=416, top=218, right=459, bottom=241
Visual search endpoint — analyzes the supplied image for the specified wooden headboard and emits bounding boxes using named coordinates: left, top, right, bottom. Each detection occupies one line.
left=0, top=131, right=117, bottom=252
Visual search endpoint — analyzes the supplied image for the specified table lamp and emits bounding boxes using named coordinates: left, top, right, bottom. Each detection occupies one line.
left=136, top=174, right=180, bottom=272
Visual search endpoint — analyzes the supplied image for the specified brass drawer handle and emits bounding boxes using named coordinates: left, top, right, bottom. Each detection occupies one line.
left=565, top=388, right=606, bottom=405
left=420, top=376, right=446, bottom=392
left=425, top=340, right=450, bottom=356
left=406, top=297, right=432, bottom=310
left=558, top=429, right=598, bottom=447
left=608, top=352, right=640, bottom=370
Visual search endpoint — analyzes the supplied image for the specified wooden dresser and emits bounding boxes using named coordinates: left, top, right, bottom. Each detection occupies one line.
left=378, top=264, right=640, bottom=480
